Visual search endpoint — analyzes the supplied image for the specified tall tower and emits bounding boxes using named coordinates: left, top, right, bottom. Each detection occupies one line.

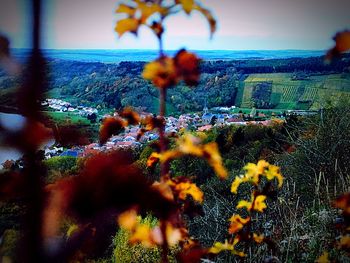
left=203, top=97, right=208, bottom=114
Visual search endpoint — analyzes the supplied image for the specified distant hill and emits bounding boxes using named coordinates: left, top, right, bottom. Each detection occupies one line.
left=1, top=53, right=350, bottom=114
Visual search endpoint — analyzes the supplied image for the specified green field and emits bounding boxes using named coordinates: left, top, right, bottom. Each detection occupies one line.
left=239, top=73, right=350, bottom=110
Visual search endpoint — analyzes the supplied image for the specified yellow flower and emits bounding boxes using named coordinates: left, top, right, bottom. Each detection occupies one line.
left=339, top=235, right=350, bottom=249
left=228, top=215, right=250, bottom=234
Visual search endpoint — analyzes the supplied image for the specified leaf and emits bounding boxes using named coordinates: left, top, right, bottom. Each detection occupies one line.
left=99, top=117, right=127, bottom=144
left=326, top=30, right=350, bottom=60
left=115, top=18, right=139, bottom=37
left=168, top=177, right=204, bottom=203
left=179, top=0, right=195, bottom=14
left=334, top=193, right=350, bottom=215
left=136, top=1, right=164, bottom=23
left=264, top=164, right=283, bottom=188
left=118, top=209, right=138, bottom=231
left=316, top=251, right=330, bottom=263
left=194, top=5, right=216, bottom=38
left=253, top=195, right=267, bottom=213
left=116, top=4, right=136, bottom=16
left=174, top=49, right=201, bottom=86
left=120, top=107, right=141, bottom=125
left=228, top=215, right=250, bottom=234
left=142, top=57, right=178, bottom=89
left=252, top=233, right=265, bottom=244
left=231, top=176, right=244, bottom=194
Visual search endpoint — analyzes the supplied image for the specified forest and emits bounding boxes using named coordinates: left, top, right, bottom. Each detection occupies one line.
left=1, top=54, right=350, bottom=114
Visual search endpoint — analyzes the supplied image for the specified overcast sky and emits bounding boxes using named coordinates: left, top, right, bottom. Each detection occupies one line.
left=0, top=0, right=350, bottom=50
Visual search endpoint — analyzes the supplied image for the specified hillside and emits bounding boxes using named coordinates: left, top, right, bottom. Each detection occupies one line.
left=1, top=55, right=350, bottom=114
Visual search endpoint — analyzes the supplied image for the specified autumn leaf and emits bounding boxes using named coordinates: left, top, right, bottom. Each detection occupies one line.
left=326, top=30, right=350, bottom=60
left=178, top=0, right=195, bottom=14
left=174, top=49, right=201, bottom=86
left=118, top=209, right=138, bottom=231
left=194, top=4, right=216, bottom=38
left=231, top=176, right=244, bottom=194
left=264, top=164, right=283, bottom=188
left=334, top=192, right=350, bottom=215
left=120, top=107, right=141, bottom=125
left=99, top=117, right=127, bottom=144
left=237, top=194, right=267, bottom=213
left=252, top=233, right=264, bottom=244
left=316, top=251, right=330, bottom=263
left=116, top=4, right=136, bottom=16
left=167, top=177, right=204, bottom=203
left=115, top=18, right=139, bottom=37
left=228, top=215, right=250, bottom=234
left=142, top=57, right=178, bottom=89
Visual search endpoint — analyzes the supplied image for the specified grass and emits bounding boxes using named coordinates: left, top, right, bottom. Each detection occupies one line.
left=43, top=111, right=91, bottom=125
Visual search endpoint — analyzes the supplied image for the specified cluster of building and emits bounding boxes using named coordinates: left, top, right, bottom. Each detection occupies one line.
left=42, top=105, right=284, bottom=159
left=41, top=98, right=98, bottom=116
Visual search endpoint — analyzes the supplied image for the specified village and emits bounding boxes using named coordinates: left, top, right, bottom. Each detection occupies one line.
left=42, top=99, right=293, bottom=160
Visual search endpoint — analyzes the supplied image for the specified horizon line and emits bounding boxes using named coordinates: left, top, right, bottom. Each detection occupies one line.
left=10, top=48, right=327, bottom=52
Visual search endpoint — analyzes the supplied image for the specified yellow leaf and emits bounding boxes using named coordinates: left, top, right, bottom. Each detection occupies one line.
left=194, top=5, right=216, bottom=38
left=316, top=251, right=330, bottom=263
left=208, top=240, right=234, bottom=254
left=253, top=195, right=267, bottom=213
left=253, top=233, right=264, bottom=243
left=147, top=152, right=161, bottom=167
left=165, top=223, right=185, bottom=246
left=228, top=215, right=250, bottom=234
left=179, top=0, right=195, bottom=14
left=118, top=209, right=138, bottom=231
left=67, top=224, right=79, bottom=238
left=231, top=176, right=244, bottom=194
left=203, top=142, right=228, bottom=179
left=237, top=200, right=252, bottom=211
left=115, top=18, right=139, bottom=37
left=136, top=1, right=164, bottom=23
left=116, top=4, right=136, bottom=16
left=173, top=181, right=204, bottom=203
left=339, top=235, right=350, bottom=249
left=264, top=164, right=283, bottom=188
left=129, top=224, right=155, bottom=247
left=142, top=57, right=178, bottom=89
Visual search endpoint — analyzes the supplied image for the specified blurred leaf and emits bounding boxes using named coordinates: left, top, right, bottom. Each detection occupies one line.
left=115, top=18, right=139, bottom=37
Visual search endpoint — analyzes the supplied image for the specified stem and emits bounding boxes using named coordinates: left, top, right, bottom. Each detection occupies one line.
left=159, top=87, right=169, bottom=180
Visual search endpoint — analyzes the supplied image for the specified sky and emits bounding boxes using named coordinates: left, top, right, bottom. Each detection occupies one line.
left=0, top=0, right=350, bottom=50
